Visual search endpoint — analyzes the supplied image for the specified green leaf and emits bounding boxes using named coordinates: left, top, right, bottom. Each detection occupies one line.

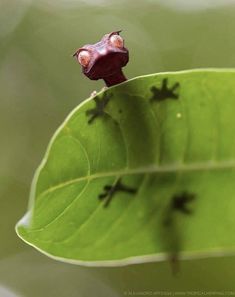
left=16, top=69, right=235, bottom=266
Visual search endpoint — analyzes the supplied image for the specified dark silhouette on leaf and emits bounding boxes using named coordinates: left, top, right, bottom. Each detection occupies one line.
left=171, top=191, right=195, bottom=214
left=163, top=191, right=196, bottom=274
left=86, top=92, right=112, bottom=124
left=164, top=191, right=196, bottom=226
left=99, top=178, right=137, bottom=207
left=150, top=78, right=180, bottom=102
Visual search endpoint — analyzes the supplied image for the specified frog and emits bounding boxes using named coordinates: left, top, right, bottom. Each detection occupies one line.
left=73, top=30, right=129, bottom=87
left=73, top=32, right=180, bottom=124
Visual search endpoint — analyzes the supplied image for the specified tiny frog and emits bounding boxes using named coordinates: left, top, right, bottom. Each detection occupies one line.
left=73, top=31, right=129, bottom=87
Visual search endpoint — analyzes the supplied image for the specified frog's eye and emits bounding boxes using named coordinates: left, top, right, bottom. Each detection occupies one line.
left=110, top=34, right=124, bottom=48
left=77, top=50, right=91, bottom=67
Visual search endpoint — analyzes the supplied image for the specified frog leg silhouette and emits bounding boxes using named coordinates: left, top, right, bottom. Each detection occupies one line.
left=99, top=178, right=137, bottom=207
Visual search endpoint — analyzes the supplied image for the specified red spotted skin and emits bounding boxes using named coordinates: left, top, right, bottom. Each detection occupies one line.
left=73, top=31, right=129, bottom=87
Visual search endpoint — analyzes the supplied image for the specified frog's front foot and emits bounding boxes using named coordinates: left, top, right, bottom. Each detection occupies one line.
left=90, top=90, right=97, bottom=97
left=171, top=191, right=195, bottom=214
left=90, top=87, right=107, bottom=98
left=163, top=191, right=195, bottom=226
left=99, top=178, right=137, bottom=207
left=102, top=86, right=108, bottom=92
left=86, top=92, right=112, bottom=124
left=150, top=78, right=180, bottom=102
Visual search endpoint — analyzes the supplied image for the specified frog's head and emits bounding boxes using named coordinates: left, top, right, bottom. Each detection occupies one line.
left=73, top=31, right=129, bottom=83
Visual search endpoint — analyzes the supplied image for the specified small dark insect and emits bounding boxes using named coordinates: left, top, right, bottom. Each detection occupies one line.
left=99, top=178, right=137, bottom=207
left=150, top=78, right=180, bottom=102
left=86, top=92, right=112, bottom=124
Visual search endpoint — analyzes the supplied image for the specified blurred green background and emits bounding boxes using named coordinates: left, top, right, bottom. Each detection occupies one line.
left=1, top=0, right=235, bottom=296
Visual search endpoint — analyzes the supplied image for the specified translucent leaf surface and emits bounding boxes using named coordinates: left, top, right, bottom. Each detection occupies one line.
left=16, top=69, right=235, bottom=266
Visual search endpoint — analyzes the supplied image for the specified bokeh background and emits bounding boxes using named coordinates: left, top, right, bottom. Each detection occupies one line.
left=1, top=0, right=235, bottom=296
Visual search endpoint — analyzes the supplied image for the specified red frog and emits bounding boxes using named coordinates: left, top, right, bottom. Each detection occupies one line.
left=73, top=31, right=129, bottom=87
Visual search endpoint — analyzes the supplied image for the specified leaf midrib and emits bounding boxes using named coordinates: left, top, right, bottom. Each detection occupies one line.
left=38, top=159, right=235, bottom=198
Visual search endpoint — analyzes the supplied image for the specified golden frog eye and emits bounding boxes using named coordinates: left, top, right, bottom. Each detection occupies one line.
left=77, top=50, right=91, bottom=67
left=110, top=34, right=124, bottom=48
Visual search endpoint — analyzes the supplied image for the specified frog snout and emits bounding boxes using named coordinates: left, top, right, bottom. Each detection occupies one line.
left=97, top=47, right=107, bottom=56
